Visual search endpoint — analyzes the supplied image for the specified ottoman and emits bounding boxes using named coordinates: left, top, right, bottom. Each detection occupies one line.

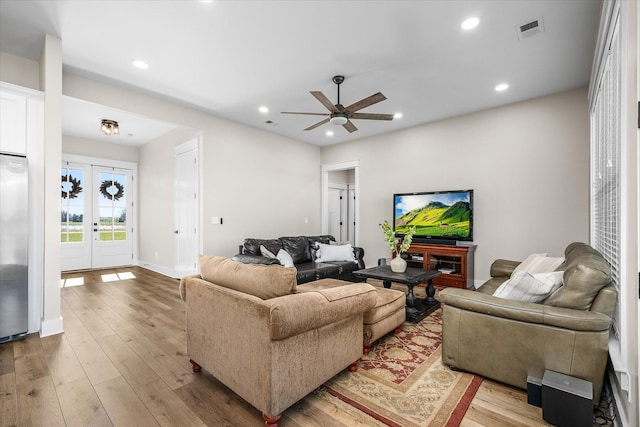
left=363, top=286, right=405, bottom=354
left=298, top=279, right=405, bottom=354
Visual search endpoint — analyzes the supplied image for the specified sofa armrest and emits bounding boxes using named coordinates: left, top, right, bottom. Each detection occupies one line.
left=264, top=283, right=377, bottom=340
left=232, top=254, right=280, bottom=265
left=440, top=288, right=612, bottom=332
left=489, top=259, right=521, bottom=277
left=179, top=274, right=201, bottom=301
left=353, top=246, right=365, bottom=269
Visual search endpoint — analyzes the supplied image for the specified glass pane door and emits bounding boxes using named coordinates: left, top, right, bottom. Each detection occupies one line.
left=61, top=163, right=91, bottom=270
left=92, top=166, right=133, bottom=268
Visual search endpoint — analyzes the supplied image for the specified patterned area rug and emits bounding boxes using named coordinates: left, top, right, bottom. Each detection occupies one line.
left=318, top=309, right=482, bottom=427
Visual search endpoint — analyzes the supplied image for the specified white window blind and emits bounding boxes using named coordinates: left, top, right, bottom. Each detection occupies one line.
left=590, top=17, right=621, bottom=338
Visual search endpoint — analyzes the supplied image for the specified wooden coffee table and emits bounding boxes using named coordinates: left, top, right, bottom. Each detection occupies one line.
left=354, top=266, right=441, bottom=323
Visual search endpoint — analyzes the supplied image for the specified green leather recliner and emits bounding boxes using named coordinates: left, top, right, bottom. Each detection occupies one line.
left=440, top=242, right=616, bottom=404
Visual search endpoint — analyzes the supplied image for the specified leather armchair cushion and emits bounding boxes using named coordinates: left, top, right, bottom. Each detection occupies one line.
left=199, top=255, right=297, bottom=300
left=544, top=243, right=611, bottom=310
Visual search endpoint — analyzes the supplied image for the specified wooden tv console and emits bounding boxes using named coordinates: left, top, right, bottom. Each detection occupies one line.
left=401, top=243, right=476, bottom=289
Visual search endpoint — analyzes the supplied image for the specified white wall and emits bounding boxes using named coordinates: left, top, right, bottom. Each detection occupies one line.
left=138, top=126, right=199, bottom=272
left=62, top=135, right=140, bottom=163
left=61, top=73, right=323, bottom=275
left=321, top=88, right=591, bottom=282
left=0, top=52, right=40, bottom=91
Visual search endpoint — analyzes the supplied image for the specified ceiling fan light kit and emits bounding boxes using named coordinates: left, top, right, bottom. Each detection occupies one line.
left=330, top=115, right=348, bottom=126
left=282, top=75, right=393, bottom=133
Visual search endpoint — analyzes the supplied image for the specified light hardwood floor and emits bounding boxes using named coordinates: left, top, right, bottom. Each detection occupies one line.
left=1, top=266, right=556, bottom=427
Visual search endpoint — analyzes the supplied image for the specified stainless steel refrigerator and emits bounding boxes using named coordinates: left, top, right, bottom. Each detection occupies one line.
left=0, top=153, right=28, bottom=343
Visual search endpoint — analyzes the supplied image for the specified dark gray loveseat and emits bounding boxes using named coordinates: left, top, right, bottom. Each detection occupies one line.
left=232, top=235, right=365, bottom=284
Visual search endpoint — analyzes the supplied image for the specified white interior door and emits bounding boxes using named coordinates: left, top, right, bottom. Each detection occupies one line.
left=174, top=140, right=199, bottom=274
left=61, top=162, right=92, bottom=270
left=92, top=166, right=133, bottom=268
left=328, top=184, right=347, bottom=242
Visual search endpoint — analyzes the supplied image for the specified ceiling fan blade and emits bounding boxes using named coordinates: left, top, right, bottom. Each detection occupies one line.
left=304, top=118, right=330, bottom=131
left=343, top=120, right=358, bottom=133
left=281, top=111, right=330, bottom=116
left=345, top=92, right=387, bottom=112
left=310, top=91, right=339, bottom=113
left=350, top=112, right=394, bottom=121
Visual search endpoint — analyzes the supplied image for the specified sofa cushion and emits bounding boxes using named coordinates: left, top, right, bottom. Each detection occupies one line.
left=295, top=262, right=341, bottom=284
left=280, top=236, right=312, bottom=264
left=199, top=255, right=297, bottom=300
left=243, top=238, right=282, bottom=256
left=493, top=270, right=564, bottom=303
left=544, top=243, right=611, bottom=310
left=315, top=242, right=356, bottom=263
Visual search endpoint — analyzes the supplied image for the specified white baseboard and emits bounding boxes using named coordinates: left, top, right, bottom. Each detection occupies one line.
left=136, top=260, right=186, bottom=279
left=40, top=315, right=64, bottom=337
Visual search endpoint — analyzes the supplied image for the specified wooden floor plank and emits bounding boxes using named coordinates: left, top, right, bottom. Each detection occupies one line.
left=94, top=376, right=160, bottom=427
left=175, top=375, right=263, bottom=427
left=62, top=288, right=115, bottom=339
left=13, top=334, right=49, bottom=386
left=135, top=378, right=208, bottom=427
left=98, top=333, right=160, bottom=389
left=16, top=375, right=65, bottom=427
left=40, top=333, right=86, bottom=387
left=63, top=328, right=121, bottom=387
left=0, top=342, right=15, bottom=375
left=115, top=325, right=196, bottom=390
left=56, top=377, right=113, bottom=427
left=0, top=372, right=18, bottom=427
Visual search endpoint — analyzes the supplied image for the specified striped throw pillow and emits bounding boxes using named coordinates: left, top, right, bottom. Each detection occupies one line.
left=512, top=254, right=564, bottom=275
left=493, top=270, right=564, bottom=303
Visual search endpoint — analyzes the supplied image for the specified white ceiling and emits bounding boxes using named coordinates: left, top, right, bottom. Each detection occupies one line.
left=62, top=97, right=178, bottom=147
left=0, top=1, right=601, bottom=147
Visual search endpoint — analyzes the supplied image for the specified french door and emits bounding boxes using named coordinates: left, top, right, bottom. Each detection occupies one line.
left=61, top=162, right=134, bottom=271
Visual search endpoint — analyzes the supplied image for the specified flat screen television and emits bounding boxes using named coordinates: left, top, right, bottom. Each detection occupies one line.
left=393, top=189, right=473, bottom=244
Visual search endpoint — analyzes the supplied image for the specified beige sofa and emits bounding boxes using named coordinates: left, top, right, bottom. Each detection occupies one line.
left=439, top=242, right=616, bottom=404
left=179, top=256, right=377, bottom=426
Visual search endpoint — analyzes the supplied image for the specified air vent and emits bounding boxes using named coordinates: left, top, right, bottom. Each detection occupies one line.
left=517, top=17, right=544, bottom=40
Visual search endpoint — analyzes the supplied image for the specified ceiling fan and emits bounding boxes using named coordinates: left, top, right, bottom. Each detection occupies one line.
left=281, top=75, right=394, bottom=133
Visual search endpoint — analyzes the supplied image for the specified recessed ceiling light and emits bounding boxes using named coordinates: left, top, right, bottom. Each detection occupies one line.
left=258, top=106, right=269, bottom=113
left=461, top=17, right=480, bottom=30
left=131, top=59, right=149, bottom=69
left=325, top=130, right=334, bottom=136
left=495, top=83, right=509, bottom=92
left=393, top=113, right=403, bottom=119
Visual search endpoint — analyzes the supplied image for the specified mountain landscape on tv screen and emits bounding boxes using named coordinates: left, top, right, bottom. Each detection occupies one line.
left=396, top=201, right=471, bottom=238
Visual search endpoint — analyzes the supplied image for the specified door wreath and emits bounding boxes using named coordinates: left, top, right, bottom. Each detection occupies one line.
left=61, top=175, right=83, bottom=199
left=100, top=180, right=125, bottom=201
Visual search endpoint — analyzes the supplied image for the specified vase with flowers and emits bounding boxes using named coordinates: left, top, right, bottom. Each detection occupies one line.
left=380, top=220, right=416, bottom=273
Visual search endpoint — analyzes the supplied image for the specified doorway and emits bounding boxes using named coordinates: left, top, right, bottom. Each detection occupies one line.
left=174, top=139, right=199, bottom=275
left=321, top=160, right=359, bottom=245
left=328, top=179, right=356, bottom=245
left=61, top=156, right=136, bottom=271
